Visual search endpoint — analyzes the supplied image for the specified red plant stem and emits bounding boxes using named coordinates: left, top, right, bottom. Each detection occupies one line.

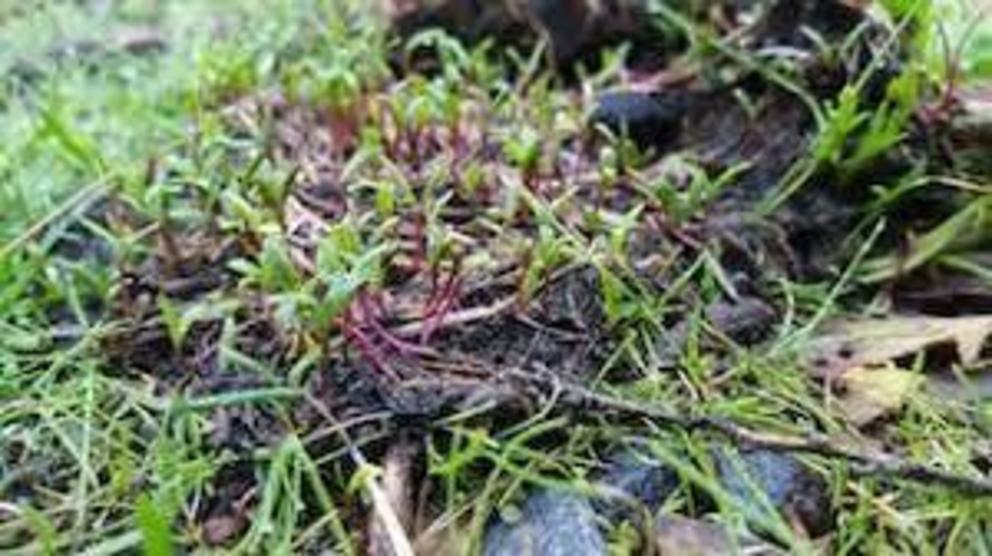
left=372, top=316, right=435, bottom=356
left=421, top=264, right=458, bottom=321
left=423, top=263, right=443, bottom=316
left=420, top=275, right=461, bottom=345
left=358, top=290, right=432, bottom=356
left=412, top=211, right=427, bottom=271
left=357, top=289, right=382, bottom=321
left=339, top=309, right=392, bottom=377
left=649, top=213, right=702, bottom=252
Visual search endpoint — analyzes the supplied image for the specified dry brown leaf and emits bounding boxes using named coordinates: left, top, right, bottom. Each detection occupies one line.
left=807, top=316, right=992, bottom=378
left=654, top=516, right=784, bottom=556
left=413, top=520, right=472, bottom=556
left=835, top=366, right=925, bottom=427
left=201, top=513, right=248, bottom=547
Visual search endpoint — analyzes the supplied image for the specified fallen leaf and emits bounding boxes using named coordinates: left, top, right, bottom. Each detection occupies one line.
left=807, top=315, right=992, bottom=378
left=835, top=366, right=925, bottom=426
left=202, top=513, right=247, bottom=547
left=654, top=516, right=784, bottom=556
left=413, top=521, right=472, bottom=556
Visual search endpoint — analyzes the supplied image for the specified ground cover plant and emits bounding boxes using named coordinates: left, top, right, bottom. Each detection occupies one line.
left=1, top=0, right=992, bottom=554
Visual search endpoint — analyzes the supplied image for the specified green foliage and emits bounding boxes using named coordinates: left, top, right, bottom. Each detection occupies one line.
left=314, top=219, right=392, bottom=325
left=503, top=126, right=543, bottom=173
left=861, top=194, right=992, bottom=283
left=136, top=495, right=174, bottom=556
left=650, top=159, right=748, bottom=224
left=1, top=1, right=991, bottom=554
left=813, top=85, right=869, bottom=166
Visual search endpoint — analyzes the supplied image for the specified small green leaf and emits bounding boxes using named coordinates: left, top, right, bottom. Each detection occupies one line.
left=136, top=494, right=174, bottom=556
left=157, top=296, right=188, bottom=350
left=861, top=196, right=992, bottom=282
left=259, top=236, right=300, bottom=291
left=348, top=463, right=382, bottom=496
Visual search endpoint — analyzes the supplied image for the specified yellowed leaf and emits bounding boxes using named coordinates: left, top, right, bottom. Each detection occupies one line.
left=836, top=366, right=925, bottom=426
left=807, top=316, right=992, bottom=378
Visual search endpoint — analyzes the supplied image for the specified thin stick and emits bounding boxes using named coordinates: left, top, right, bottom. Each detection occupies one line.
left=368, top=437, right=422, bottom=556
left=303, top=393, right=415, bottom=556
left=508, top=370, right=992, bottom=497
left=391, top=295, right=516, bottom=339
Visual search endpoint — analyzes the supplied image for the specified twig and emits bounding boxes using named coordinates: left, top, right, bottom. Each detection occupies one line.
left=302, top=411, right=394, bottom=447
left=368, top=436, right=422, bottom=556
left=303, top=393, right=415, bottom=556
left=507, top=369, right=992, bottom=497
left=0, top=501, right=22, bottom=517
left=390, top=295, right=516, bottom=339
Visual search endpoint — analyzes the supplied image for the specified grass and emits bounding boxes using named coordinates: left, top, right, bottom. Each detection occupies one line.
left=1, top=0, right=992, bottom=554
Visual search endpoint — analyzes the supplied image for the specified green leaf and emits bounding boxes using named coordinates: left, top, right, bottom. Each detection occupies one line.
left=222, top=189, right=264, bottom=231
left=157, top=296, right=189, bottom=350
left=814, top=85, right=868, bottom=164
left=348, top=463, right=382, bottom=497
left=258, top=236, right=300, bottom=291
left=598, top=267, right=633, bottom=324
left=136, top=494, right=174, bottom=556
left=317, top=219, right=363, bottom=275
left=21, top=506, right=58, bottom=556
left=861, top=195, right=992, bottom=283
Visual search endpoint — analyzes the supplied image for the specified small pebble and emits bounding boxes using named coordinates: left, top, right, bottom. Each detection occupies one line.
left=715, top=449, right=833, bottom=537
left=483, top=489, right=607, bottom=556
left=591, top=91, right=685, bottom=152
left=592, top=450, right=680, bottom=524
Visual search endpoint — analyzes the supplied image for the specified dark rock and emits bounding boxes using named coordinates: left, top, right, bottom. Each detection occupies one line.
left=654, top=296, right=779, bottom=367
left=591, top=91, right=686, bottom=152
left=705, top=296, right=778, bottom=346
left=592, top=451, right=680, bottom=524
left=483, top=490, right=607, bottom=556
left=715, top=449, right=833, bottom=537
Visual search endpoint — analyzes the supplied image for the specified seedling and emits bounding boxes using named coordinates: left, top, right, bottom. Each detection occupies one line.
left=503, top=126, right=543, bottom=191
left=649, top=158, right=748, bottom=225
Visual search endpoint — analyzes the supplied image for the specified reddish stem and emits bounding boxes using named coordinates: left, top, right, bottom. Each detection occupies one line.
left=412, top=211, right=427, bottom=271
left=358, top=291, right=432, bottom=356
left=420, top=274, right=462, bottom=345
left=338, top=308, right=392, bottom=377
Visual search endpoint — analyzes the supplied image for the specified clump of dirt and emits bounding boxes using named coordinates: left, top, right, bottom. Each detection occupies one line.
left=389, top=0, right=672, bottom=72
